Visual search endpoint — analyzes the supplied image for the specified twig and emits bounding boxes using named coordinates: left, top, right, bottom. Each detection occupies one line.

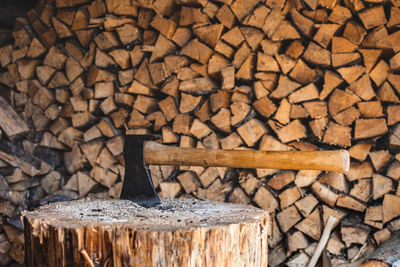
left=307, top=216, right=337, bottom=267
left=80, top=249, right=95, bottom=267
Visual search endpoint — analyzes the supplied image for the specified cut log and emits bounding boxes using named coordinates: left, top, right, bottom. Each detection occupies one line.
left=279, top=187, right=301, bottom=209
left=288, top=83, right=319, bottom=103
left=268, top=171, right=295, bottom=191
left=0, top=144, right=51, bottom=177
left=320, top=70, right=343, bottom=100
left=0, top=96, right=29, bottom=140
left=236, top=53, right=255, bottom=80
left=237, top=119, right=267, bottom=147
left=179, top=93, right=202, bottom=114
left=158, top=96, right=178, bottom=122
left=173, top=114, right=193, bottom=135
left=349, top=143, right=372, bottom=161
left=369, top=150, right=392, bottom=172
left=289, top=59, right=317, bottom=84
left=295, top=194, right=318, bottom=218
left=303, top=42, right=331, bottom=67
left=354, top=118, right=388, bottom=140
left=314, top=24, right=340, bottom=48
left=28, top=39, right=47, bottom=58
left=358, top=6, right=387, bottom=30
left=332, top=52, right=361, bottom=68
left=295, top=170, right=320, bottom=187
left=322, top=121, right=351, bottom=147
left=210, top=90, right=230, bottom=113
left=390, top=53, right=400, bottom=71
left=378, top=82, right=400, bottom=104
left=363, top=26, right=392, bottom=50
left=216, top=5, right=236, bottom=29
left=370, top=60, right=389, bottom=87
left=287, top=231, right=308, bottom=255
left=275, top=119, right=307, bottom=143
left=257, top=52, right=279, bottom=72
left=373, top=174, right=393, bottom=200
left=44, top=46, right=67, bottom=70
left=270, top=75, right=301, bottom=99
left=349, top=178, right=371, bottom=202
left=271, top=21, right=300, bottom=41
left=276, top=205, right=302, bottom=233
left=275, top=54, right=295, bottom=75
left=333, top=106, right=360, bottom=126
left=312, top=181, right=339, bottom=207
left=181, top=39, right=212, bottom=65
left=22, top=198, right=269, bottom=266
left=0, top=45, right=13, bottom=67
left=290, top=9, right=313, bottom=38
left=320, top=172, right=349, bottom=193
left=347, top=161, right=373, bottom=181
left=210, top=108, right=231, bottom=133
left=274, top=99, right=291, bottom=125
left=332, top=37, right=357, bottom=53
left=193, top=24, right=223, bottom=49
left=296, top=208, right=322, bottom=240
left=357, top=101, right=383, bottom=118
left=146, top=111, right=167, bottom=132
left=286, top=40, right=304, bottom=59
left=343, top=21, right=366, bottom=45
left=253, top=96, right=276, bottom=118
left=336, top=194, right=367, bottom=212
left=341, top=226, right=369, bottom=247
left=194, top=99, right=211, bottom=122
left=109, top=49, right=131, bottom=69
left=179, top=77, right=218, bottom=94
left=383, top=194, right=400, bottom=223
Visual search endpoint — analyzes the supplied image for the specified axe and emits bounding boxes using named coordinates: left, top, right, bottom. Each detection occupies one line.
left=120, top=134, right=350, bottom=207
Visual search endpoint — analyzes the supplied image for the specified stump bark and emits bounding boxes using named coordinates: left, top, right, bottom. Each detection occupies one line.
left=21, top=198, right=269, bottom=267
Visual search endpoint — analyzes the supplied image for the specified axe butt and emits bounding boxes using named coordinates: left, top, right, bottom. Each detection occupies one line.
left=144, top=141, right=350, bottom=173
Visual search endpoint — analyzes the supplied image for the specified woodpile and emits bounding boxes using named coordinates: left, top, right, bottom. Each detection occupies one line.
left=0, top=0, right=400, bottom=265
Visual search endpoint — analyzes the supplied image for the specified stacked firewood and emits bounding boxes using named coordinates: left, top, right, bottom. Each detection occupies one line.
left=1, top=0, right=400, bottom=265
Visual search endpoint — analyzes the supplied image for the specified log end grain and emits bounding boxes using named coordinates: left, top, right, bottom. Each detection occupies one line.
left=22, top=198, right=269, bottom=267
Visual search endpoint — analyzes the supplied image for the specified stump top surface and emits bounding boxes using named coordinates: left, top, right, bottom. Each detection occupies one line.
left=23, top=198, right=268, bottom=231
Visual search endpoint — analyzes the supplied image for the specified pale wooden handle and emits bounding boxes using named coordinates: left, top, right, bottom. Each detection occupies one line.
left=307, top=216, right=337, bottom=267
left=144, top=142, right=350, bottom=173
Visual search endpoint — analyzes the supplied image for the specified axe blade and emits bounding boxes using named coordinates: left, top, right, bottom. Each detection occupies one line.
left=120, top=134, right=161, bottom=208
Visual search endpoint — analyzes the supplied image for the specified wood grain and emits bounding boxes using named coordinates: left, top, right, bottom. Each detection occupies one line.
left=144, top=141, right=350, bottom=173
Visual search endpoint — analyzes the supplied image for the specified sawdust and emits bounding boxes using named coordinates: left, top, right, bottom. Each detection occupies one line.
left=22, top=198, right=268, bottom=231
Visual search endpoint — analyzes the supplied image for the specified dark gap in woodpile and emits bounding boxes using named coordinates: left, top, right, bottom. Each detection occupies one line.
left=0, top=0, right=400, bottom=266
left=0, top=0, right=37, bottom=48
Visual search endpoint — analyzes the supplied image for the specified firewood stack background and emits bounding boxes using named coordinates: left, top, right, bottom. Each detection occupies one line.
left=1, top=0, right=400, bottom=265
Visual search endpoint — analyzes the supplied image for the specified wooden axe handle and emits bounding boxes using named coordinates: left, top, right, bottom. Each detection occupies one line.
left=144, top=141, right=350, bottom=173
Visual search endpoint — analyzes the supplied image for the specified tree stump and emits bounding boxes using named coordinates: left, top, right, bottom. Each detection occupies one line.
left=22, top=198, right=269, bottom=267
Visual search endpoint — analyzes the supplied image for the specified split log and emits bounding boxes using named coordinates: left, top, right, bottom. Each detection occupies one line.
left=0, top=96, right=29, bottom=140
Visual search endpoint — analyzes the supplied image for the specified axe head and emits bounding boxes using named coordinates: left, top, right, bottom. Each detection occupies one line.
left=120, top=134, right=161, bottom=208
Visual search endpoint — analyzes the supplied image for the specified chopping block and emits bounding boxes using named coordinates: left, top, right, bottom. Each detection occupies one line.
left=22, top=198, right=269, bottom=267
